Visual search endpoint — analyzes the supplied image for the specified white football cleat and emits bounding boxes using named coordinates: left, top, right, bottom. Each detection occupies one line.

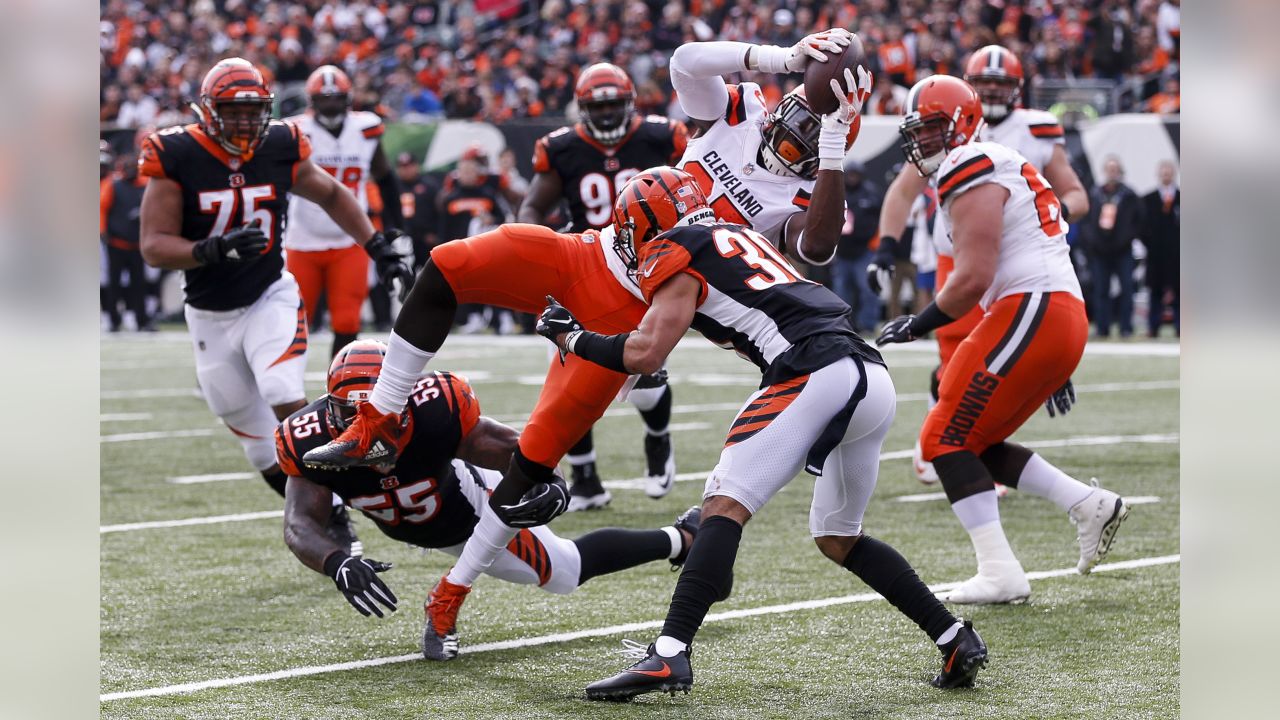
left=1069, top=479, right=1130, bottom=574
left=912, top=441, right=939, bottom=484
left=941, top=560, right=1031, bottom=604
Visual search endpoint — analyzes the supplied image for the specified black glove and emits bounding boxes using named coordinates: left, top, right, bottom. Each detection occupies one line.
left=1045, top=378, right=1076, bottom=418
left=365, top=230, right=415, bottom=301
left=192, top=222, right=269, bottom=265
left=493, top=476, right=570, bottom=528
left=536, top=295, right=583, bottom=365
left=323, top=552, right=398, bottom=618
left=866, top=236, right=897, bottom=295
left=875, top=314, right=918, bottom=346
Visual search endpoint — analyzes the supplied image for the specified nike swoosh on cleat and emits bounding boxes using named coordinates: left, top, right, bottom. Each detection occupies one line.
left=943, top=648, right=958, bottom=674
left=628, top=662, right=672, bottom=678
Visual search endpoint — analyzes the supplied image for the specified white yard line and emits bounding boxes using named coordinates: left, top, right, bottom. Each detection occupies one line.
left=895, top=491, right=1164, bottom=505
left=100, top=510, right=283, bottom=534
left=105, top=433, right=1178, bottom=532
left=100, top=413, right=153, bottom=422
left=99, top=553, right=1180, bottom=702
left=100, top=428, right=218, bottom=444
left=101, top=388, right=202, bottom=400
left=166, top=472, right=257, bottom=485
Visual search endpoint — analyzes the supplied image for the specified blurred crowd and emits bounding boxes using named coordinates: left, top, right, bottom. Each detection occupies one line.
left=100, top=0, right=1181, bottom=129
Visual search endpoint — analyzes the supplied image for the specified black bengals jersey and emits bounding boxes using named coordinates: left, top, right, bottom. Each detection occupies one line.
left=638, top=222, right=883, bottom=386
left=532, top=116, right=689, bottom=231
left=139, top=121, right=310, bottom=311
left=275, top=372, right=483, bottom=549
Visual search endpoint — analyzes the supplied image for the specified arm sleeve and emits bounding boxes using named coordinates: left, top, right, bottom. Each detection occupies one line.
left=376, top=167, right=405, bottom=229
left=670, top=42, right=757, bottom=121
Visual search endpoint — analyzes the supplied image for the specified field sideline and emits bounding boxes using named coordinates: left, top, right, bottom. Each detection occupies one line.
left=101, top=332, right=1180, bottom=719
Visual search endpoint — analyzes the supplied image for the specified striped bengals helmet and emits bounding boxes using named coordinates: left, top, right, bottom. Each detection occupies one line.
left=306, top=65, right=353, bottom=130
left=196, top=57, right=274, bottom=156
left=899, top=75, right=984, bottom=177
left=575, top=63, right=636, bottom=145
left=326, top=340, right=388, bottom=432
left=963, top=45, right=1023, bottom=121
left=611, top=167, right=713, bottom=275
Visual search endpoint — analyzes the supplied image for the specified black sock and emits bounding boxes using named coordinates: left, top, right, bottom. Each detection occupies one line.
left=842, top=535, right=956, bottom=642
left=930, top=364, right=942, bottom=403
left=567, top=431, right=595, bottom=480
left=638, top=384, right=673, bottom=433
left=661, top=515, right=742, bottom=645
left=980, top=442, right=1033, bottom=488
left=933, top=451, right=996, bottom=503
left=392, top=260, right=457, bottom=352
left=331, top=331, right=358, bottom=361
left=574, top=528, right=672, bottom=584
left=488, top=447, right=553, bottom=511
left=262, top=469, right=288, bottom=498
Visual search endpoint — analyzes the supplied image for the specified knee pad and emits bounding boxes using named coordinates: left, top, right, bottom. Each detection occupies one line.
left=627, top=383, right=668, bottom=412
left=256, top=360, right=307, bottom=409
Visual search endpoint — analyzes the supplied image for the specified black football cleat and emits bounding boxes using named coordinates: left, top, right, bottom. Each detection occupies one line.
left=669, top=506, right=733, bottom=600
left=643, top=432, right=676, bottom=498
left=932, top=620, right=988, bottom=689
left=327, top=504, right=363, bottom=558
left=586, top=641, right=693, bottom=701
left=567, top=463, right=611, bottom=512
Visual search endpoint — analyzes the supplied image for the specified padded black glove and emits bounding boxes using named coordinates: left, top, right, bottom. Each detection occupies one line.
left=192, top=222, right=269, bottom=265
left=1045, top=378, right=1076, bottom=418
left=323, top=552, right=398, bottom=618
left=536, top=295, right=583, bottom=364
left=493, top=476, right=570, bottom=528
left=875, top=314, right=918, bottom=346
left=365, top=230, right=415, bottom=301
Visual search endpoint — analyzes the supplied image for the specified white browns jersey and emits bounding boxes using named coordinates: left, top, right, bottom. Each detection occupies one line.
left=284, top=111, right=384, bottom=250
left=932, top=108, right=1065, bottom=257
left=678, top=82, right=814, bottom=246
left=936, top=140, right=1081, bottom=309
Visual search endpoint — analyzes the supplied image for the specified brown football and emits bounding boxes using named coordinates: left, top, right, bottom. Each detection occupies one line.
left=802, top=33, right=867, bottom=115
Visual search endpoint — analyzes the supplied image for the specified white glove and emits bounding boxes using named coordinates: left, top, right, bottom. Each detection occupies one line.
left=753, top=28, right=853, bottom=74
left=818, top=66, right=873, bottom=170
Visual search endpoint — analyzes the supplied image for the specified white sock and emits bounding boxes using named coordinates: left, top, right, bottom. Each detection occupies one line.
left=369, top=331, right=434, bottom=415
left=936, top=621, right=963, bottom=646
left=566, top=450, right=596, bottom=466
left=1016, top=453, right=1094, bottom=512
left=968, top=521, right=1021, bottom=569
left=951, top=490, right=1000, bottom=532
left=655, top=635, right=688, bottom=657
left=446, top=509, right=517, bottom=587
left=662, top=526, right=682, bottom=559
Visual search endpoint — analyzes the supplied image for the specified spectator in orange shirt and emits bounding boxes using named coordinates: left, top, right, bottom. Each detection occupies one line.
left=1145, top=75, right=1180, bottom=114
left=879, top=23, right=916, bottom=87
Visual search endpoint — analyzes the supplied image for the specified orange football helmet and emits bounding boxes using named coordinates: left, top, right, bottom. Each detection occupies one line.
left=611, top=167, right=713, bottom=275
left=963, top=45, right=1023, bottom=122
left=575, top=63, right=636, bottom=145
left=326, top=339, right=388, bottom=432
left=899, top=75, right=984, bottom=176
left=306, top=65, right=353, bottom=130
left=195, top=57, right=274, bottom=156
left=761, top=86, right=861, bottom=180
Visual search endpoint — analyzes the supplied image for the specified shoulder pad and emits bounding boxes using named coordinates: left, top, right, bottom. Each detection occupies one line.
left=937, top=144, right=997, bottom=204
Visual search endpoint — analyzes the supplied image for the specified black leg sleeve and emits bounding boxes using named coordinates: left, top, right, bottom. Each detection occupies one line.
left=979, top=442, right=1034, bottom=489
left=638, top=384, right=673, bottom=433
left=934, top=450, right=996, bottom=504
left=842, top=535, right=957, bottom=642
left=392, top=259, right=458, bottom=352
left=574, top=528, right=672, bottom=584
left=661, top=515, right=742, bottom=645
left=331, top=331, right=359, bottom=362
left=261, top=469, right=288, bottom=498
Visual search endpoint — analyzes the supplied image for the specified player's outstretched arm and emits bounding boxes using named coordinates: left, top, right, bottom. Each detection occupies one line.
left=371, top=141, right=405, bottom=230
left=538, top=275, right=698, bottom=375
left=1043, top=145, right=1089, bottom=223
left=867, top=165, right=930, bottom=293
left=517, top=171, right=563, bottom=225
left=456, top=417, right=519, bottom=472
left=139, top=177, right=201, bottom=269
left=283, top=475, right=347, bottom=574
left=293, top=157, right=378, bottom=243
left=937, top=184, right=1005, bottom=317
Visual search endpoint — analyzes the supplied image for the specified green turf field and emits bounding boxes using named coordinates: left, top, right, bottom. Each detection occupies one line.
left=100, top=332, right=1179, bottom=719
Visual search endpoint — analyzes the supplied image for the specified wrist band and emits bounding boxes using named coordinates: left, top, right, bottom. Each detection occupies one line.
left=908, top=302, right=956, bottom=337
left=566, top=330, right=630, bottom=373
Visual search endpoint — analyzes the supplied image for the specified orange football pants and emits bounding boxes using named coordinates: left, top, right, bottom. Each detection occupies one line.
left=920, top=291, right=1087, bottom=461
left=286, top=244, right=370, bottom=335
left=431, top=224, right=647, bottom=467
